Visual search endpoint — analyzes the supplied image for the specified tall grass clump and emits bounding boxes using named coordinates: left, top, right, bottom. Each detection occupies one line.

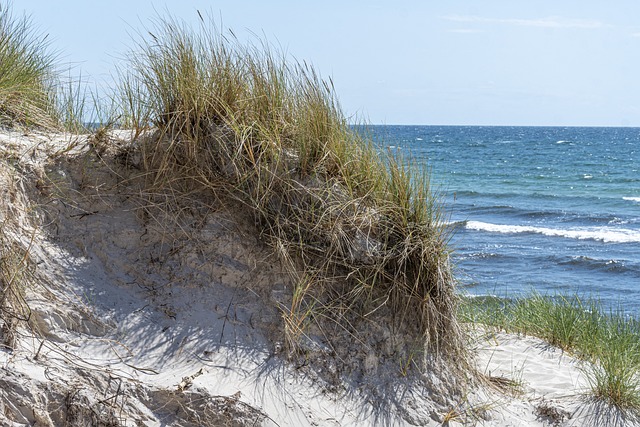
left=119, top=13, right=464, bottom=368
left=462, top=293, right=640, bottom=411
left=0, top=1, right=58, bottom=129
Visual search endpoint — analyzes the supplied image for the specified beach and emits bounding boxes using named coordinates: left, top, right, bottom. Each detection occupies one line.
left=2, top=4, right=640, bottom=423
left=1, top=129, right=637, bottom=427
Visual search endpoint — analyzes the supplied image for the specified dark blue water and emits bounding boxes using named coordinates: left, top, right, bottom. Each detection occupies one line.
left=370, top=126, right=640, bottom=312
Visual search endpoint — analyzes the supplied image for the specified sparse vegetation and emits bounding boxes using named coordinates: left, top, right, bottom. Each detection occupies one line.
left=0, top=166, right=35, bottom=350
left=461, top=293, right=640, bottom=411
left=0, top=222, right=28, bottom=349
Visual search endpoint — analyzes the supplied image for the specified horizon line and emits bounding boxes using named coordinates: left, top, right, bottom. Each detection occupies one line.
left=350, top=123, right=640, bottom=128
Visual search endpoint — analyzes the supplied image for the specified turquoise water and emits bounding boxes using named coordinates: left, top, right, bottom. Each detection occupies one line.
left=370, top=126, right=640, bottom=311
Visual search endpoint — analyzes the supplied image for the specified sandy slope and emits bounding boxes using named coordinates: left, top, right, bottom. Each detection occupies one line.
left=0, top=129, right=636, bottom=426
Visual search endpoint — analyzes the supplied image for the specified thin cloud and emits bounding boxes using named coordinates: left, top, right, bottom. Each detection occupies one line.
left=443, top=15, right=605, bottom=30
left=447, top=29, right=484, bottom=34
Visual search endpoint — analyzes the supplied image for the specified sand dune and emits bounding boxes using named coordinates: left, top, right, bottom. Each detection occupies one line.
left=0, top=129, right=635, bottom=426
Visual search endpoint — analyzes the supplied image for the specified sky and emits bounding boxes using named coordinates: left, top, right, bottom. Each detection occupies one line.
left=18, top=0, right=640, bottom=126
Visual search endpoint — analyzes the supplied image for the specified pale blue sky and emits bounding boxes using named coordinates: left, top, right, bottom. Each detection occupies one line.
left=20, top=1, right=640, bottom=126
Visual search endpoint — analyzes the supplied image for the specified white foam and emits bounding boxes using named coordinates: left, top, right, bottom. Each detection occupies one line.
left=623, top=197, right=640, bottom=203
left=465, top=221, right=640, bottom=243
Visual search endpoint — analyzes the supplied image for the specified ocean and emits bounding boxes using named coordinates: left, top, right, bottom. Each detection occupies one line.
left=369, top=126, right=640, bottom=312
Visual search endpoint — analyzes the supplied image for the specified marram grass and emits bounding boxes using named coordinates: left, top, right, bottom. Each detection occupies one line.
left=0, top=1, right=101, bottom=132
left=0, top=1, right=57, bottom=129
left=461, top=293, right=640, bottom=411
left=117, top=12, right=465, bottom=367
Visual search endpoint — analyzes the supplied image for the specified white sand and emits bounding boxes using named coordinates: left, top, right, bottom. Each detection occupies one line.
left=0, top=129, right=637, bottom=426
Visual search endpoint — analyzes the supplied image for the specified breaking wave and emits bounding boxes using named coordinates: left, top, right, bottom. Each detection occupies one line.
left=464, top=221, right=640, bottom=243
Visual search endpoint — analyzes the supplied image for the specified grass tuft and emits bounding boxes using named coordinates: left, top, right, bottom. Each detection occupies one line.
left=0, top=1, right=59, bottom=130
left=117, top=12, right=465, bottom=370
left=462, top=292, right=640, bottom=411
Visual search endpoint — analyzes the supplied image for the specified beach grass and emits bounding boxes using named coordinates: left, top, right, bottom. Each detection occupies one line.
left=0, top=1, right=59, bottom=129
left=0, top=1, right=103, bottom=132
left=0, top=1, right=43, bottom=349
left=116, top=12, right=465, bottom=367
left=461, top=293, right=640, bottom=411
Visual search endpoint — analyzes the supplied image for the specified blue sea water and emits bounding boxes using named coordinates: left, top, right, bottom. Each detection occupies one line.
left=369, top=126, right=640, bottom=312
